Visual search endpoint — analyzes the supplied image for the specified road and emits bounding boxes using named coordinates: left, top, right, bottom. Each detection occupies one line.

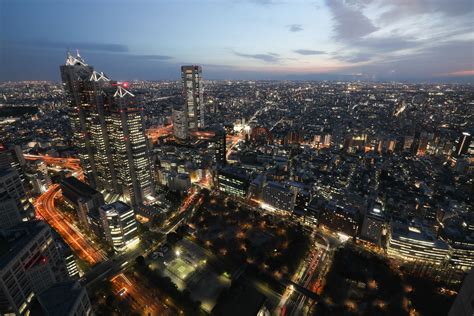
left=30, top=154, right=103, bottom=265
left=111, top=272, right=172, bottom=316
left=35, top=184, right=105, bottom=265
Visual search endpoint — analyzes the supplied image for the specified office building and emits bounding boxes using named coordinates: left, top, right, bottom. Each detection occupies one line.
left=449, top=268, right=474, bottom=316
left=213, top=126, right=226, bottom=166
left=0, top=221, right=68, bottom=315
left=387, top=221, right=451, bottom=265
left=60, top=51, right=96, bottom=187
left=172, top=107, right=189, bottom=140
left=217, top=166, right=250, bottom=198
left=319, top=203, right=359, bottom=237
left=0, top=168, right=34, bottom=221
left=34, top=281, right=92, bottom=316
left=99, top=201, right=139, bottom=252
left=262, top=182, right=295, bottom=212
left=360, top=203, right=386, bottom=245
left=60, top=52, right=155, bottom=207
left=60, top=177, right=104, bottom=230
left=181, top=65, right=205, bottom=130
left=0, top=189, right=21, bottom=229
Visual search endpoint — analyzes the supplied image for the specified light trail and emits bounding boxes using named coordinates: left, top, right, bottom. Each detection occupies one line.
left=30, top=154, right=104, bottom=264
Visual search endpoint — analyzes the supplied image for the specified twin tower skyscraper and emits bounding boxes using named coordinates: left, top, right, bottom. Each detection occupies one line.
left=60, top=51, right=154, bottom=206
left=60, top=52, right=207, bottom=206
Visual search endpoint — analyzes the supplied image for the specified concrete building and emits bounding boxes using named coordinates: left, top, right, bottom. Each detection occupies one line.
left=0, top=189, right=22, bottom=229
left=0, top=221, right=68, bottom=315
left=360, top=203, right=386, bottom=245
left=60, top=177, right=104, bottom=231
left=262, top=182, right=295, bottom=212
left=60, top=52, right=155, bottom=207
left=99, top=201, right=139, bottom=252
left=217, top=166, right=250, bottom=198
left=182, top=65, right=205, bottom=130
left=387, top=221, right=451, bottom=265
left=448, top=268, right=474, bottom=316
left=35, top=281, right=92, bottom=316
left=0, top=168, right=34, bottom=221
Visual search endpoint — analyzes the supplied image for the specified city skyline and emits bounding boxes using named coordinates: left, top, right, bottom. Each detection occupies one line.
left=1, top=0, right=473, bottom=82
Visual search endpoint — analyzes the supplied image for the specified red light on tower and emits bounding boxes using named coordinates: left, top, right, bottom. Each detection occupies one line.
left=122, top=81, right=129, bottom=89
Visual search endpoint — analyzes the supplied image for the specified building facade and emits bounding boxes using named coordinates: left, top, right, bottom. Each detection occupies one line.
left=60, top=52, right=155, bottom=207
left=99, top=201, right=139, bottom=252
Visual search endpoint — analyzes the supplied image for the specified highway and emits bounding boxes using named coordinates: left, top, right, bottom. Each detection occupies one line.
left=111, top=272, right=171, bottom=316
left=35, top=184, right=105, bottom=264
left=30, top=154, right=104, bottom=265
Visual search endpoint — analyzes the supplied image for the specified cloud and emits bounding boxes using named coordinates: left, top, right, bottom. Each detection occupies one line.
left=379, top=0, right=474, bottom=22
left=249, top=0, right=280, bottom=5
left=137, top=54, right=173, bottom=60
left=1, top=39, right=129, bottom=53
left=233, top=51, right=281, bottom=63
left=294, top=49, right=326, bottom=55
left=325, top=0, right=378, bottom=41
left=344, top=40, right=474, bottom=80
left=287, top=24, right=303, bottom=32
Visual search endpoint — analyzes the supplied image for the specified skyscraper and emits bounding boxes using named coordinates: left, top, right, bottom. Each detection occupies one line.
left=60, top=51, right=96, bottom=187
left=181, top=65, right=205, bottom=131
left=0, top=168, right=34, bottom=221
left=60, top=52, right=155, bottom=206
left=99, top=201, right=139, bottom=252
left=0, top=221, right=69, bottom=315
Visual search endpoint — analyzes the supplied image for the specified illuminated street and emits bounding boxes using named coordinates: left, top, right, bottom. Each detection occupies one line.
left=29, top=154, right=104, bottom=265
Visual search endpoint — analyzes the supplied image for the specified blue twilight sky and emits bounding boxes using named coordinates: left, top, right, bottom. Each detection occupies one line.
left=0, top=0, right=473, bottom=82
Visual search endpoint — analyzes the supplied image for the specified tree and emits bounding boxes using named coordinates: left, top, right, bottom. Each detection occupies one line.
left=135, top=255, right=146, bottom=267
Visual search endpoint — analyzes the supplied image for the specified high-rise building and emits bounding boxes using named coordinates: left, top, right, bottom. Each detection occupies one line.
left=217, top=166, right=250, bottom=198
left=454, top=132, right=472, bottom=157
left=99, top=201, right=139, bottom=252
left=213, top=126, right=226, bottom=166
left=449, top=268, right=474, bottom=316
left=60, top=176, right=104, bottom=230
left=60, top=52, right=155, bottom=206
left=0, top=189, right=21, bottom=229
left=60, top=51, right=96, bottom=187
left=172, top=107, right=188, bottom=140
left=0, top=221, right=68, bottom=315
left=361, top=203, right=386, bottom=245
left=0, top=168, right=34, bottom=221
left=181, top=65, right=205, bottom=131
left=34, top=281, right=92, bottom=316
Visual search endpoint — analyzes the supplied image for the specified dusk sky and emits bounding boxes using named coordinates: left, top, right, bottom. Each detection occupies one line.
left=1, top=0, right=473, bottom=82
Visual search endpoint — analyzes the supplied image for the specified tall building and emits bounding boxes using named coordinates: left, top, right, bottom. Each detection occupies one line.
left=360, top=203, right=386, bottom=245
left=172, top=107, right=188, bottom=140
left=449, top=268, right=474, bottom=316
left=0, top=221, right=68, bottom=315
left=60, top=52, right=155, bottom=206
left=61, top=175, right=104, bottom=230
left=454, top=132, right=472, bottom=157
left=217, top=166, right=250, bottom=198
left=0, top=168, right=34, bottom=221
left=0, top=189, right=21, bottom=229
left=34, top=281, right=92, bottom=316
left=60, top=51, right=96, bottom=187
left=99, top=201, right=139, bottom=252
left=181, top=65, right=205, bottom=131
left=213, top=126, right=226, bottom=166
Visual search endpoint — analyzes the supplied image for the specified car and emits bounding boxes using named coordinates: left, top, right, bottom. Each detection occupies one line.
left=117, top=288, right=127, bottom=297
left=150, top=252, right=158, bottom=260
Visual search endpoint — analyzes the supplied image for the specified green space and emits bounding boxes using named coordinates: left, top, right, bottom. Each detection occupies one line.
left=315, top=244, right=456, bottom=316
left=190, top=195, right=310, bottom=279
